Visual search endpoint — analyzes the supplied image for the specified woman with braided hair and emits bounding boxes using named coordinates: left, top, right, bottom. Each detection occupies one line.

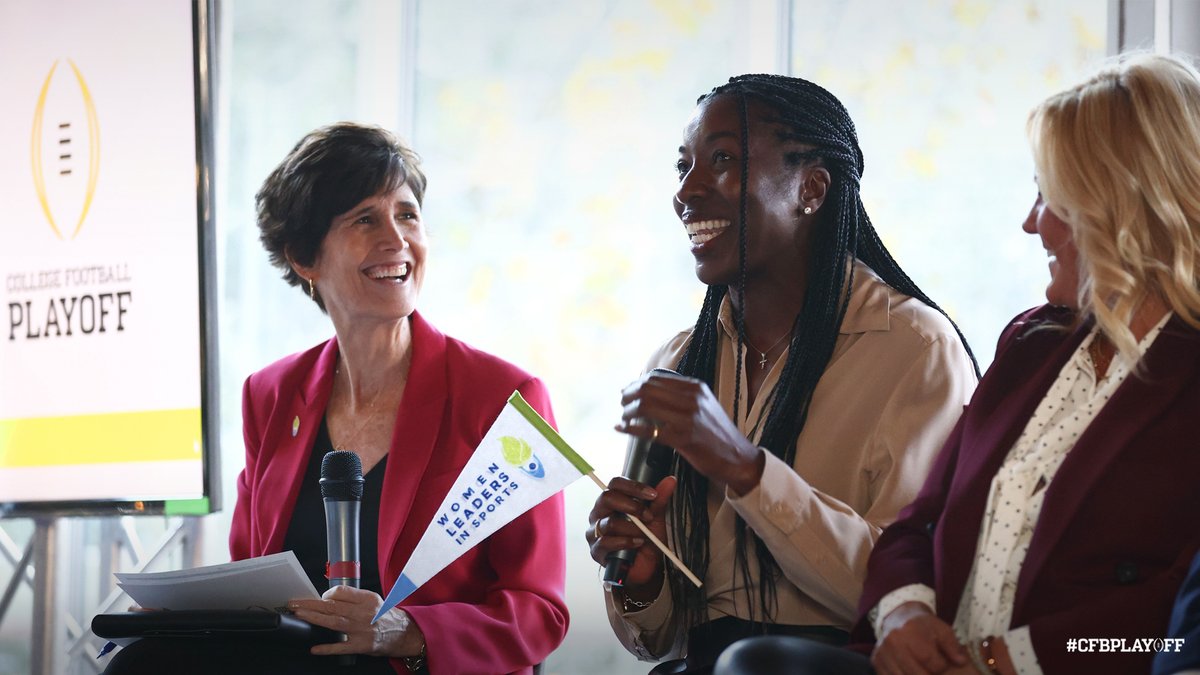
left=584, top=74, right=978, bottom=674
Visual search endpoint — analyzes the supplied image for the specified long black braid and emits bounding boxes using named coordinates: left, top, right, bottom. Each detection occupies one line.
left=669, top=74, right=979, bottom=636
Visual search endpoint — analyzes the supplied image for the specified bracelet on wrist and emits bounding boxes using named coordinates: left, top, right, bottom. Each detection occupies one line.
left=401, top=642, right=426, bottom=673
left=620, top=591, right=654, bottom=613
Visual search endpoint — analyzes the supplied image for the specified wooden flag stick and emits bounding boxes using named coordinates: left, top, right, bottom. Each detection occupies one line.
left=587, top=471, right=702, bottom=588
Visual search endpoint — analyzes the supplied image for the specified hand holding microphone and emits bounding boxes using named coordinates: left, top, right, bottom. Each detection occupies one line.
left=587, top=368, right=680, bottom=591
left=587, top=475, right=678, bottom=595
left=321, top=450, right=362, bottom=666
left=615, top=366, right=767, bottom=495
left=289, top=453, right=427, bottom=662
left=602, top=421, right=675, bottom=586
left=589, top=365, right=762, bottom=595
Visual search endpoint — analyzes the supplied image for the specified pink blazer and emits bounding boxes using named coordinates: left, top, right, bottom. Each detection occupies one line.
left=230, top=311, right=568, bottom=675
left=855, top=305, right=1200, bottom=673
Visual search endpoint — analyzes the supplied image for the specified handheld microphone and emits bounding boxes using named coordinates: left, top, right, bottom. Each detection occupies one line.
left=321, top=450, right=362, bottom=667
left=321, top=450, right=363, bottom=590
left=603, top=367, right=677, bottom=588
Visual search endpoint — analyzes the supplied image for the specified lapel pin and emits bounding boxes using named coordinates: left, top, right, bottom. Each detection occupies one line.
left=292, top=416, right=300, bottom=437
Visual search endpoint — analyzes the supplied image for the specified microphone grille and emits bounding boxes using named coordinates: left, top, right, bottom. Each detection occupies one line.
left=320, top=450, right=364, bottom=500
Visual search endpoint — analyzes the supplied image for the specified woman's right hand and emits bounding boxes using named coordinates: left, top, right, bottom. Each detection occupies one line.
left=586, top=475, right=677, bottom=593
left=871, top=602, right=968, bottom=675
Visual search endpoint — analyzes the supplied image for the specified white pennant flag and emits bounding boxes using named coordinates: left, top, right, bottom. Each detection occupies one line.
left=373, top=390, right=593, bottom=622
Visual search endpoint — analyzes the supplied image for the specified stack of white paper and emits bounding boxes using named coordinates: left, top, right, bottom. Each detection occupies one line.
left=115, top=551, right=320, bottom=611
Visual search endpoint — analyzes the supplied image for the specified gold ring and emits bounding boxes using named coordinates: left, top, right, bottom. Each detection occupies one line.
left=593, top=520, right=602, bottom=540
left=649, top=426, right=659, bottom=442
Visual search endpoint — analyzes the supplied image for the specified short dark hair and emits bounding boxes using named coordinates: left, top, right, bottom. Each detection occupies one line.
left=255, top=122, right=428, bottom=309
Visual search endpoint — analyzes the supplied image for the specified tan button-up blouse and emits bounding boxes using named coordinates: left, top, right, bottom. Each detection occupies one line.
left=605, top=260, right=978, bottom=660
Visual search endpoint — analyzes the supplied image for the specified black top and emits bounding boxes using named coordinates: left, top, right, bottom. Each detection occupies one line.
left=279, top=419, right=397, bottom=673
left=283, top=418, right=388, bottom=596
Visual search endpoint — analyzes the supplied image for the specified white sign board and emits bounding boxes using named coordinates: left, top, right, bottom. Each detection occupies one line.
left=0, top=0, right=214, bottom=512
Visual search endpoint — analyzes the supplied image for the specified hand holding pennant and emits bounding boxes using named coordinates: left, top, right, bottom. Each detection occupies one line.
left=372, top=391, right=700, bottom=623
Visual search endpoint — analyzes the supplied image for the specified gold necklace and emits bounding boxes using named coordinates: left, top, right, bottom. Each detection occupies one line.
left=332, top=366, right=382, bottom=452
left=743, top=331, right=792, bottom=369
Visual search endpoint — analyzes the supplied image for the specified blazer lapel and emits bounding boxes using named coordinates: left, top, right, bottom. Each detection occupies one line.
left=260, top=339, right=339, bottom=555
left=937, top=320, right=1089, bottom=613
left=380, top=311, right=448, bottom=576
left=1014, top=317, right=1200, bottom=617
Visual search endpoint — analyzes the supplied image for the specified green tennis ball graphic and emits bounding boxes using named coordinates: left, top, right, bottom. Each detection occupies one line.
left=500, top=436, right=544, bottom=478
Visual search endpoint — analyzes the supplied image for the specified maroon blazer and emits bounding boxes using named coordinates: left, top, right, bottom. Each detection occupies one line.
left=230, top=311, right=568, bottom=675
left=854, top=305, right=1200, bottom=673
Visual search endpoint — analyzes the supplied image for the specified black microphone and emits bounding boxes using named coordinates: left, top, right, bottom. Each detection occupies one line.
left=603, top=367, right=677, bottom=588
left=320, top=450, right=362, bottom=666
left=321, top=450, right=363, bottom=589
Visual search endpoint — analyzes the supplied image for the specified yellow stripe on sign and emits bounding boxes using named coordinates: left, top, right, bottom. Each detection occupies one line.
left=0, top=409, right=202, bottom=467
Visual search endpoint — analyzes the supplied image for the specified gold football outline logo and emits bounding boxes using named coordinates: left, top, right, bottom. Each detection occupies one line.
left=31, top=59, right=100, bottom=240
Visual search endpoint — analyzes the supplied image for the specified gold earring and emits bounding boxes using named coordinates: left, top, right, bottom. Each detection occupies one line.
left=803, top=206, right=813, bottom=215
left=308, top=278, right=316, bottom=300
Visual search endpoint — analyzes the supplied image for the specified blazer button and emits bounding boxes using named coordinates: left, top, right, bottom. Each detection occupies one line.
left=925, top=521, right=936, bottom=535
left=1115, top=562, right=1139, bottom=585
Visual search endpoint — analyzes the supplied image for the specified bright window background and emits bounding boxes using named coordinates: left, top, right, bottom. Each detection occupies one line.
left=210, top=2, right=1106, bottom=674
left=792, top=1, right=1108, bottom=366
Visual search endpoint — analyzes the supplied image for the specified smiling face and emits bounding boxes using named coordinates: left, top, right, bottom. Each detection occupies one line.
left=673, top=94, right=815, bottom=287
left=292, top=182, right=427, bottom=328
left=1022, top=192, right=1082, bottom=308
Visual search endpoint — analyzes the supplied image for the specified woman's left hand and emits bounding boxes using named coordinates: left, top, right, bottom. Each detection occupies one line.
left=288, top=585, right=425, bottom=658
left=618, top=371, right=764, bottom=495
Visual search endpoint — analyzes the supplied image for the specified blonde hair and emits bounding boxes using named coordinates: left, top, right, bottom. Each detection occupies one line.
left=1028, top=52, right=1200, bottom=366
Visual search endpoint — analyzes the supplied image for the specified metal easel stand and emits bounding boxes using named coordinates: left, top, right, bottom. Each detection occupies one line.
left=0, top=516, right=202, bottom=675
left=0, top=518, right=62, bottom=675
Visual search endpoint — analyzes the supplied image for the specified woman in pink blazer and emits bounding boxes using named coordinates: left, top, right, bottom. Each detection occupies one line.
left=231, top=123, right=567, bottom=674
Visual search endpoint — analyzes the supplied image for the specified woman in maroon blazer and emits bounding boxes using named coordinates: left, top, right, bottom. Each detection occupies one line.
left=230, top=123, right=568, bottom=674
left=710, top=54, right=1200, bottom=675
left=855, top=53, right=1200, bottom=675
